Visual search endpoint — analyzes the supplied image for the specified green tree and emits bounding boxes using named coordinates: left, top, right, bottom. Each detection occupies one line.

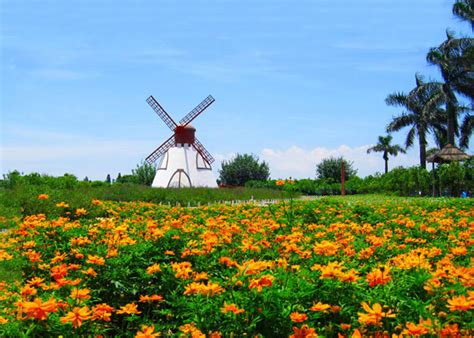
left=316, top=156, right=357, bottom=183
left=386, top=74, right=446, bottom=169
left=219, top=154, right=270, bottom=186
left=367, top=135, right=406, bottom=174
left=132, top=161, right=156, bottom=186
left=105, top=174, right=111, bottom=184
left=427, top=31, right=474, bottom=147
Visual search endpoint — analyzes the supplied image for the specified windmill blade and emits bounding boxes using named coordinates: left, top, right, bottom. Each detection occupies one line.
left=146, top=96, right=177, bottom=131
left=146, top=135, right=175, bottom=164
left=193, top=137, right=215, bottom=165
left=179, top=95, right=215, bottom=126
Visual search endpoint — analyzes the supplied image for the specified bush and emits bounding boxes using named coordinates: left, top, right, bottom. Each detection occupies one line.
left=132, top=161, right=157, bottom=186
left=316, top=157, right=357, bottom=183
left=219, top=154, right=270, bottom=186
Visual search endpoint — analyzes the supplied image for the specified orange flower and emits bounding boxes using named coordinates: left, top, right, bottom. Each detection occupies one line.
left=70, top=288, right=91, bottom=300
left=248, top=275, right=275, bottom=292
left=446, top=295, right=473, bottom=311
left=183, top=281, right=224, bottom=296
left=146, top=263, right=162, bottom=275
left=171, top=261, right=193, bottom=279
left=27, top=277, right=46, bottom=288
left=366, top=266, right=391, bottom=287
left=116, top=303, right=141, bottom=315
left=135, top=324, right=160, bottom=338
left=91, top=303, right=114, bottom=322
left=357, top=302, right=395, bottom=326
left=86, top=255, right=105, bottom=266
left=56, top=201, right=69, bottom=208
left=290, top=312, right=308, bottom=323
left=22, top=297, right=58, bottom=320
left=38, top=194, right=49, bottom=200
left=75, top=208, right=88, bottom=216
left=50, top=263, right=69, bottom=280
left=139, top=294, right=164, bottom=303
left=309, top=301, right=331, bottom=312
left=60, top=306, right=91, bottom=328
left=179, top=323, right=205, bottom=337
left=403, top=321, right=429, bottom=336
left=20, top=285, right=37, bottom=298
left=340, top=324, right=351, bottom=330
left=221, top=302, right=245, bottom=315
left=290, top=324, right=318, bottom=338
left=91, top=199, right=102, bottom=206
left=276, top=180, right=285, bottom=186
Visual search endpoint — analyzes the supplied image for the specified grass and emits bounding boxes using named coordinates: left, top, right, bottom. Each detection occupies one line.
left=0, top=184, right=295, bottom=220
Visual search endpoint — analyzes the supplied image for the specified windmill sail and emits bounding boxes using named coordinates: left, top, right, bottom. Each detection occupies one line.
left=179, top=95, right=215, bottom=126
left=146, top=135, right=175, bottom=164
left=193, top=137, right=215, bottom=165
left=146, top=96, right=177, bottom=131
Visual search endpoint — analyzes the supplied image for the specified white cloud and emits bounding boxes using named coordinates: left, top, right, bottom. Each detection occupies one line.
left=259, top=145, right=420, bottom=179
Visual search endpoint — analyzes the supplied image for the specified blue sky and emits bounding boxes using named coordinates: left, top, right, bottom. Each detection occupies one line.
left=1, top=0, right=472, bottom=180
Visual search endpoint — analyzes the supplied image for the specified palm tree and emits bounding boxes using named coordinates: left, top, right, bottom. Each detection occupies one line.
left=367, top=135, right=406, bottom=174
left=453, top=0, right=474, bottom=30
left=386, top=74, right=446, bottom=169
left=427, top=31, right=474, bottom=147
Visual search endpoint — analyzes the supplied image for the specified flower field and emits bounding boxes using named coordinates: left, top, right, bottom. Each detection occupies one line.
left=0, top=196, right=473, bottom=337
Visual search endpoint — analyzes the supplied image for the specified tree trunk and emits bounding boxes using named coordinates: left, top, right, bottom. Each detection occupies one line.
left=444, top=84, right=457, bottom=146
left=419, top=138, right=426, bottom=169
left=383, top=153, right=389, bottom=174
left=447, top=101, right=456, bottom=145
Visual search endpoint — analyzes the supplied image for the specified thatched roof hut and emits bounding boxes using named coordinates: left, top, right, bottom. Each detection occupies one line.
left=427, top=144, right=472, bottom=164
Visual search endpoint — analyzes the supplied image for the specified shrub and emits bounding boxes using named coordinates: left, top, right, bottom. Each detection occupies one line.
left=316, top=157, right=357, bottom=183
left=219, top=154, right=270, bottom=186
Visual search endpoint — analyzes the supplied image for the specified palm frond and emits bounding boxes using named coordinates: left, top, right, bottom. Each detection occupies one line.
left=405, top=127, right=416, bottom=148
left=459, top=113, right=474, bottom=148
left=386, top=113, right=414, bottom=132
left=385, top=93, right=409, bottom=107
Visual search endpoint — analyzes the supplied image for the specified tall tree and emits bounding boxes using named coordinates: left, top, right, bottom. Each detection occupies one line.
left=367, top=135, right=406, bottom=174
left=427, top=31, right=474, bottom=147
left=386, top=74, right=446, bottom=169
left=453, top=0, right=474, bottom=30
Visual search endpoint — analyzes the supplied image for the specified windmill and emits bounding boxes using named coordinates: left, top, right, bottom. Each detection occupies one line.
left=145, top=95, right=218, bottom=188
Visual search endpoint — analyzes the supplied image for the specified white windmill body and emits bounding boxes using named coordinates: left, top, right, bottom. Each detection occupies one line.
left=145, top=95, right=218, bottom=188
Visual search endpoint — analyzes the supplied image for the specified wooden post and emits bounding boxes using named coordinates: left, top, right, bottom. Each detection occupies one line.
left=341, top=161, right=346, bottom=196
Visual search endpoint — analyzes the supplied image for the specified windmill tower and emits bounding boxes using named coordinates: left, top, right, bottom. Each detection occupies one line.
left=145, top=95, right=218, bottom=188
